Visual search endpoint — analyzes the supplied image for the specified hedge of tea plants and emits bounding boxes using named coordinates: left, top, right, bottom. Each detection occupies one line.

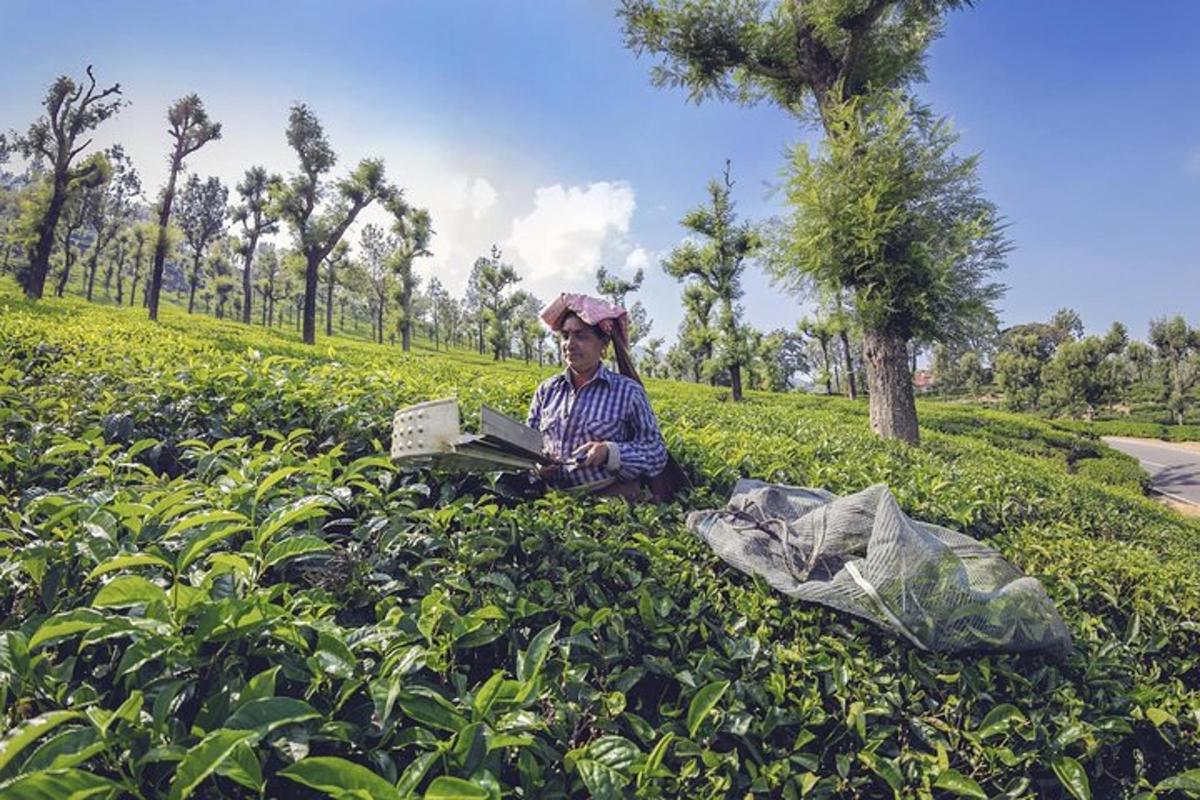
left=1, top=292, right=1199, bottom=799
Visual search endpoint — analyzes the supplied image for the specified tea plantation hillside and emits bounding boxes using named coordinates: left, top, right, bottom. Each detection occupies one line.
left=2, top=293, right=1199, bottom=799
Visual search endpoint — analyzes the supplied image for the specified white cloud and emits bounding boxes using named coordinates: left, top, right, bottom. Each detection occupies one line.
left=623, top=246, right=650, bottom=272
left=468, top=177, right=497, bottom=219
left=504, top=181, right=636, bottom=286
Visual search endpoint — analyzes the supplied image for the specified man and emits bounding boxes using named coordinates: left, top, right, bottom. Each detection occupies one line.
left=528, top=294, right=669, bottom=498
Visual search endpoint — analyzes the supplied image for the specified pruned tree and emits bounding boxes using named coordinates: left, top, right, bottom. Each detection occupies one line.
left=360, top=224, right=396, bottom=344
left=391, top=207, right=433, bottom=351
left=201, top=238, right=236, bottom=319
left=122, top=222, right=155, bottom=307
left=321, top=240, right=350, bottom=337
left=800, top=316, right=837, bottom=395
left=52, top=154, right=108, bottom=296
left=621, top=0, right=984, bottom=440
left=472, top=245, right=523, bottom=361
left=758, top=328, right=808, bottom=392
left=463, top=258, right=488, bottom=355
left=674, top=282, right=718, bottom=383
left=231, top=166, right=281, bottom=324
left=424, top=277, right=448, bottom=350
left=176, top=175, right=228, bottom=314
left=274, top=103, right=400, bottom=345
left=254, top=242, right=282, bottom=326
left=148, top=94, right=222, bottom=321
left=1149, top=316, right=1200, bottom=426
left=1042, top=323, right=1129, bottom=420
left=641, top=337, right=665, bottom=379
left=772, top=92, right=1007, bottom=442
left=82, top=145, right=140, bottom=302
left=15, top=66, right=124, bottom=299
left=662, top=161, right=757, bottom=400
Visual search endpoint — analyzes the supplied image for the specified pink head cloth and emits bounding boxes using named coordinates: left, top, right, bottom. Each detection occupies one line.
left=539, top=293, right=629, bottom=343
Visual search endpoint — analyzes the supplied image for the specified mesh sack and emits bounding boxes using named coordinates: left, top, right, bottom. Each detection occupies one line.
left=687, top=479, right=1072, bottom=656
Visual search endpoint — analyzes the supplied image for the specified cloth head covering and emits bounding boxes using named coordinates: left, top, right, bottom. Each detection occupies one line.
left=540, top=293, right=629, bottom=344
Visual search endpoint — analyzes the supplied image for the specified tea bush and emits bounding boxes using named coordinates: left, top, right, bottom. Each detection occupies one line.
left=1, top=292, right=1199, bottom=799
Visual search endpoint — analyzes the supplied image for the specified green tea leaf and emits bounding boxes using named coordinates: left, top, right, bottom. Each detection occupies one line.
left=425, top=775, right=490, bottom=800
left=29, top=610, right=106, bottom=650
left=975, top=703, right=1027, bottom=740
left=0, top=768, right=117, bottom=799
left=1050, top=755, right=1091, bottom=800
left=86, top=552, right=174, bottom=580
left=278, top=756, right=402, bottom=800
left=166, top=509, right=249, bottom=539
left=0, top=710, right=82, bottom=774
left=225, top=697, right=320, bottom=735
left=167, top=728, right=255, bottom=800
left=92, top=575, right=167, bottom=609
left=516, top=621, right=560, bottom=683
left=255, top=496, right=331, bottom=551
left=260, top=534, right=333, bottom=572
left=933, top=768, right=987, bottom=799
left=687, top=680, right=730, bottom=739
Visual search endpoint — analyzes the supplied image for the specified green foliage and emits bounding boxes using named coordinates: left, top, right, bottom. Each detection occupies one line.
left=1, top=287, right=1199, bottom=798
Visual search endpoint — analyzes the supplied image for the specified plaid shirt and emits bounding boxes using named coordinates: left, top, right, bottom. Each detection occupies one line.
left=527, top=364, right=668, bottom=489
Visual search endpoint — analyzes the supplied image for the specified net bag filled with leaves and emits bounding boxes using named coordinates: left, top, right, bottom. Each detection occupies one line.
left=687, top=480, right=1072, bottom=656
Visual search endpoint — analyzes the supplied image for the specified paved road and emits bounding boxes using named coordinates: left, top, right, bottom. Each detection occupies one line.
left=1102, top=437, right=1200, bottom=505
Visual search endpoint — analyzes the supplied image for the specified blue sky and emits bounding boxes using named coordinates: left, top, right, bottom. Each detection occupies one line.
left=1, top=1, right=1197, bottom=345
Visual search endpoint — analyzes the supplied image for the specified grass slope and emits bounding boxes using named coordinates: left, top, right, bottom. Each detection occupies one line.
left=1, top=290, right=1198, bottom=799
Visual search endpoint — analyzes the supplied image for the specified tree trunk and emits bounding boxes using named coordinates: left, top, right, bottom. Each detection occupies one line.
left=55, top=233, right=79, bottom=297
left=149, top=156, right=183, bottom=321
left=187, top=254, right=201, bottom=314
left=129, top=277, right=139, bottom=306
left=241, top=235, right=258, bottom=324
left=819, top=340, right=833, bottom=394
left=839, top=329, right=857, bottom=399
left=325, top=263, right=335, bottom=337
left=376, top=304, right=384, bottom=345
left=401, top=320, right=411, bottom=352
left=730, top=363, right=743, bottom=401
left=862, top=328, right=919, bottom=444
left=85, top=245, right=101, bottom=302
left=302, top=253, right=320, bottom=344
left=26, top=174, right=68, bottom=300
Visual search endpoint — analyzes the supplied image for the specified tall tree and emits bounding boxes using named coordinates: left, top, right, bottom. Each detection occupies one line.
left=662, top=162, right=757, bottom=400
left=463, top=257, right=489, bottom=355
left=231, top=166, right=281, bottom=324
left=675, top=282, right=718, bottom=383
left=1149, top=316, right=1200, bottom=426
left=596, top=264, right=653, bottom=345
left=15, top=66, right=123, bottom=299
left=51, top=155, right=108, bottom=297
left=1042, top=323, right=1129, bottom=421
left=391, top=207, right=433, bottom=351
left=274, top=103, right=400, bottom=345
left=254, top=243, right=282, bottom=327
left=473, top=245, right=523, bottom=361
left=176, top=175, right=228, bottom=314
left=123, top=222, right=155, bottom=307
left=772, top=92, right=1007, bottom=442
left=148, top=95, right=222, bottom=321
left=82, top=145, right=141, bottom=302
left=360, top=224, right=395, bottom=344
left=321, top=240, right=350, bottom=336
left=425, top=277, right=448, bottom=349
left=621, top=0, right=979, bottom=439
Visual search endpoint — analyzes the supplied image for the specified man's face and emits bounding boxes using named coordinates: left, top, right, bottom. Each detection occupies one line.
left=560, top=316, right=605, bottom=375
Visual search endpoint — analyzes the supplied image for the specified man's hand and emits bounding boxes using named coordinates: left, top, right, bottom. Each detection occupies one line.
left=572, top=441, right=609, bottom=469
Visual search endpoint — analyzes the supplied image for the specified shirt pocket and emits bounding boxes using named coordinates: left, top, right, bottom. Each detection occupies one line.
left=586, top=417, right=625, bottom=442
left=539, top=416, right=566, bottom=457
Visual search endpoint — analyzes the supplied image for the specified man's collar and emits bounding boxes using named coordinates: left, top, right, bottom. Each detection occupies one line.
left=558, top=363, right=612, bottom=388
